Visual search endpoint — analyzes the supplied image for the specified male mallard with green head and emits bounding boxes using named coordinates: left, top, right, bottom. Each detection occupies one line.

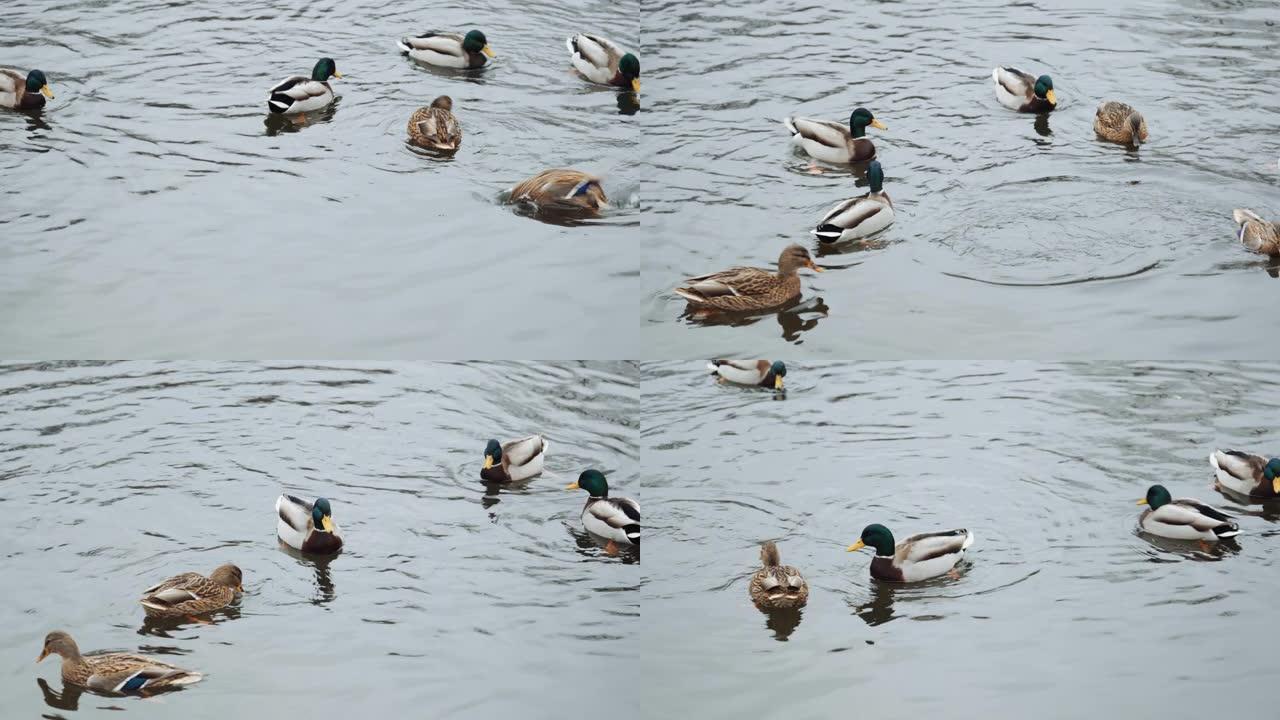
left=1210, top=449, right=1280, bottom=498
left=267, top=58, right=342, bottom=115
left=37, top=631, right=203, bottom=694
left=139, top=564, right=242, bottom=622
left=407, top=95, right=461, bottom=151
left=708, top=359, right=786, bottom=390
left=566, top=34, right=639, bottom=92
left=813, top=160, right=896, bottom=243
left=481, top=435, right=548, bottom=483
left=0, top=68, right=53, bottom=110
left=1231, top=209, right=1280, bottom=256
left=847, top=524, right=973, bottom=582
left=784, top=107, right=886, bottom=164
left=567, top=469, right=639, bottom=555
left=397, top=30, right=494, bottom=68
left=276, top=495, right=344, bottom=554
left=1093, top=101, right=1147, bottom=146
left=675, top=244, right=823, bottom=313
left=1136, top=484, right=1238, bottom=541
left=992, top=67, right=1057, bottom=112
left=749, top=541, right=808, bottom=610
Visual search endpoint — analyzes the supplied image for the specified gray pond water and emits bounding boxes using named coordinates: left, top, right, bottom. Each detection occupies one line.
left=0, top=361, right=638, bottom=718
left=0, top=0, right=640, bottom=357
left=639, top=361, right=1280, bottom=718
left=641, top=0, right=1280, bottom=357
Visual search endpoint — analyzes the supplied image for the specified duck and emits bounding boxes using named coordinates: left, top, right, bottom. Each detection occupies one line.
left=783, top=107, right=886, bottom=164
left=275, top=495, right=344, bottom=554
left=0, top=68, right=53, bottom=110
left=139, top=564, right=242, bottom=621
left=1093, top=101, right=1147, bottom=146
left=1210, top=449, right=1280, bottom=498
left=267, top=58, right=341, bottom=115
left=567, top=469, right=639, bottom=555
left=708, top=359, right=786, bottom=390
left=992, top=67, right=1057, bottom=112
left=397, top=30, right=494, bottom=69
left=37, top=631, right=203, bottom=694
left=812, top=159, right=895, bottom=242
left=1231, top=209, right=1280, bottom=256
left=748, top=541, right=808, bottom=610
left=1137, top=484, right=1239, bottom=541
left=675, top=244, right=823, bottom=313
left=481, top=435, right=548, bottom=483
left=509, top=169, right=607, bottom=215
left=566, top=34, right=639, bottom=92
left=407, top=95, right=461, bottom=151
left=847, top=524, right=973, bottom=582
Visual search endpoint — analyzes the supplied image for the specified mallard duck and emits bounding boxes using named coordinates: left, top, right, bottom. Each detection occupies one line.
left=139, top=564, right=242, bottom=621
left=992, top=67, right=1057, bottom=112
left=1137, top=484, right=1238, bottom=541
left=708, top=359, right=786, bottom=390
left=567, top=469, right=639, bottom=555
left=748, top=541, right=808, bottom=610
left=407, top=95, right=461, bottom=151
left=267, top=58, right=341, bottom=115
left=566, top=34, right=639, bottom=92
left=1231, top=209, right=1280, bottom=256
left=397, top=30, right=494, bottom=69
left=37, top=631, right=202, bottom=694
left=276, top=495, right=343, bottom=554
left=481, top=435, right=548, bottom=483
left=0, top=68, right=53, bottom=110
left=847, top=524, right=973, bottom=582
left=783, top=107, right=886, bottom=164
left=510, top=169, right=607, bottom=215
left=1093, top=101, right=1147, bottom=146
left=812, top=160, right=895, bottom=242
left=1210, top=449, right=1280, bottom=498
left=675, top=244, right=822, bottom=313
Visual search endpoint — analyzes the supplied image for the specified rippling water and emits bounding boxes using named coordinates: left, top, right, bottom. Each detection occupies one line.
left=639, top=361, right=1280, bottom=717
left=0, top=362, right=638, bottom=718
left=642, top=0, right=1280, bottom=356
left=0, top=0, right=640, bottom=357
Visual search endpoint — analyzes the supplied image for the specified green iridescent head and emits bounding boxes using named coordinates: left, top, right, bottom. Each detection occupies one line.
left=311, top=58, right=341, bottom=81
left=1034, top=74, right=1055, bottom=104
left=867, top=160, right=885, bottom=193
left=463, top=30, right=494, bottom=58
left=848, top=107, right=887, bottom=138
left=568, top=469, right=609, bottom=497
left=849, top=523, right=895, bottom=556
left=1139, top=484, right=1172, bottom=510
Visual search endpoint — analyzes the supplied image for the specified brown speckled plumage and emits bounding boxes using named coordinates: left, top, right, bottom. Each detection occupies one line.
left=748, top=541, right=808, bottom=610
left=139, top=564, right=242, bottom=619
left=1093, top=101, right=1148, bottom=146
left=37, top=631, right=203, bottom=694
left=510, top=169, right=607, bottom=215
left=407, top=96, right=462, bottom=151
left=675, top=244, right=822, bottom=312
left=1232, top=209, right=1280, bottom=256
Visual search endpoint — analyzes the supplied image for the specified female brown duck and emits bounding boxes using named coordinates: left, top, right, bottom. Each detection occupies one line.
left=37, top=631, right=203, bottom=694
left=675, top=244, right=823, bottom=312
left=139, top=563, right=243, bottom=621
left=510, top=169, right=607, bottom=216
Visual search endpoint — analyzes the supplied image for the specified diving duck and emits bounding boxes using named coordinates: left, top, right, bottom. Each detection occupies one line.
left=708, top=359, right=786, bottom=390
left=509, top=169, right=607, bottom=215
left=397, top=30, right=494, bottom=69
left=783, top=107, right=886, bottom=164
left=1210, top=449, right=1280, bottom=498
left=267, top=58, right=341, bottom=115
left=992, top=67, right=1057, bottom=112
left=481, top=435, right=548, bottom=483
left=407, top=95, right=461, bottom=151
left=0, top=68, right=53, bottom=110
left=566, top=34, right=640, bottom=92
left=139, top=564, right=242, bottom=621
left=748, top=541, right=808, bottom=610
left=675, top=244, right=822, bottom=313
left=1137, top=484, right=1238, bottom=541
left=276, top=495, right=344, bottom=554
left=847, top=524, right=974, bottom=582
left=812, top=159, right=895, bottom=242
left=1093, top=101, right=1147, bottom=146
left=567, top=469, right=639, bottom=555
left=37, top=631, right=203, bottom=694
left=1231, top=209, right=1280, bottom=256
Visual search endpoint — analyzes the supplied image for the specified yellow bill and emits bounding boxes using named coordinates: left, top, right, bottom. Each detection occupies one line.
left=870, top=119, right=887, bottom=130
left=630, top=78, right=640, bottom=93
left=1273, top=477, right=1279, bottom=494
left=774, top=376, right=784, bottom=390
left=1135, top=499, right=1147, bottom=505
left=40, top=84, right=54, bottom=99
left=482, top=46, right=496, bottom=58
left=483, top=455, right=495, bottom=470
left=846, top=540, right=865, bottom=552
left=321, top=515, right=335, bottom=532
left=333, top=71, right=344, bottom=79
left=565, top=481, right=580, bottom=490
left=1045, top=89, right=1057, bottom=104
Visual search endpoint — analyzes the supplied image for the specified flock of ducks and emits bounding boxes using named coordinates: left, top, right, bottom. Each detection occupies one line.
left=704, top=363, right=1280, bottom=610
left=36, top=437, right=637, bottom=696
left=672, top=64, right=1279, bottom=315
left=2, top=28, right=639, bottom=220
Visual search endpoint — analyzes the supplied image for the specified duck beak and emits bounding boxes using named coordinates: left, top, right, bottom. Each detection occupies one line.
left=774, top=376, right=784, bottom=390
left=1045, top=89, right=1057, bottom=104
left=482, top=45, right=495, bottom=58
left=237, top=583, right=244, bottom=592
left=36, top=648, right=49, bottom=663
left=332, top=71, right=344, bottom=79
left=1273, top=477, right=1280, bottom=494
left=483, top=455, right=495, bottom=470
left=806, top=260, right=824, bottom=272
left=1136, top=499, right=1148, bottom=505
left=630, top=78, right=641, bottom=93
left=870, top=119, right=887, bottom=130
left=321, top=515, right=335, bottom=532
left=40, top=84, right=53, bottom=99
left=565, top=481, right=580, bottom=490
left=846, top=540, right=865, bottom=552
